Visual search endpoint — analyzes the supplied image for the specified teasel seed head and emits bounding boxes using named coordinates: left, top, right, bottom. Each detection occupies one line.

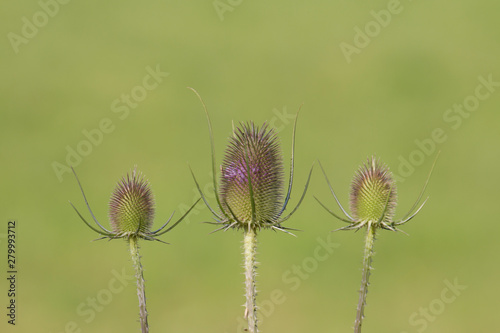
left=316, top=152, right=439, bottom=232
left=220, top=122, right=284, bottom=229
left=70, top=166, right=200, bottom=242
left=188, top=87, right=314, bottom=235
left=109, top=167, right=155, bottom=237
left=350, top=156, right=397, bottom=225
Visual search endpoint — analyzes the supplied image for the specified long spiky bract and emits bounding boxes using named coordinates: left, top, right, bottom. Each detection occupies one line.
left=316, top=154, right=438, bottom=333
left=70, top=167, right=199, bottom=333
left=69, top=167, right=114, bottom=237
left=188, top=88, right=313, bottom=333
left=187, top=87, right=227, bottom=222
left=279, top=104, right=301, bottom=217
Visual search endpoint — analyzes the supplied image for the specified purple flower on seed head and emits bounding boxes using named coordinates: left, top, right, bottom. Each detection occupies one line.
left=70, top=166, right=199, bottom=241
left=219, top=122, right=284, bottom=227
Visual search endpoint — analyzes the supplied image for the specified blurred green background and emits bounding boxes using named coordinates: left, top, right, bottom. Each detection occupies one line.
left=1, top=0, right=499, bottom=332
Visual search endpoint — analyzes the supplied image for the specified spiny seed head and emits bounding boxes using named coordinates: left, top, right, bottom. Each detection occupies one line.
left=219, top=122, right=284, bottom=228
left=350, top=156, right=397, bottom=224
left=109, top=167, right=155, bottom=236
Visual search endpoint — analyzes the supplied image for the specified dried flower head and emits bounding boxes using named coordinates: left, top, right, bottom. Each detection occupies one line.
left=70, top=166, right=199, bottom=242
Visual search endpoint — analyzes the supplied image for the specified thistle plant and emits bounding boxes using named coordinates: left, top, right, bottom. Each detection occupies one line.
left=69, top=166, right=199, bottom=333
left=315, top=155, right=438, bottom=333
left=189, top=88, right=313, bottom=333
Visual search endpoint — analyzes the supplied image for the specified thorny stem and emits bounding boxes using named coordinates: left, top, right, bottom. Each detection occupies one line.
left=354, top=223, right=376, bottom=333
left=129, top=236, right=149, bottom=333
left=243, top=227, right=258, bottom=333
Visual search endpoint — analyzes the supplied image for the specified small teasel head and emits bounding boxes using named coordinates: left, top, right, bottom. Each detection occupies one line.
left=219, top=122, right=284, bottom=229
left=109, top=168, right=155, bottom=237
left=70, top=166, right=199, bottom=242
left=350, top=156, right=397, bottom=226
left=315, top=153, right=439, bottom=232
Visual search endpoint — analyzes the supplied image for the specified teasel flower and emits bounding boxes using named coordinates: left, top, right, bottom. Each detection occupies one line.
left=69, top=166, right=199, bottom=333
left=188, top=88, right=313, bottom=333
left=315, top=154, right=438, bottom=333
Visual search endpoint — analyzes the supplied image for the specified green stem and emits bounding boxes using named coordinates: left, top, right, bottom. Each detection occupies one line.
left=129, top=236, right=149, bottom=333
left=243, top=228, right=258, bottom=333
left=354, top=223, right=377, bottom=333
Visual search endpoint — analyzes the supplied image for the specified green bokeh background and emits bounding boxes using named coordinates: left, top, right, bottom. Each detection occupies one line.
left=1, top=1, right=499, bottom=332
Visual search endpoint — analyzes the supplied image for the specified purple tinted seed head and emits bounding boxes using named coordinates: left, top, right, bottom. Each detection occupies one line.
left=109, top=167, right=155, bottom=236
left=219, top=122, right=284, bottom=228
left=350, top=156, right=397, bottom=224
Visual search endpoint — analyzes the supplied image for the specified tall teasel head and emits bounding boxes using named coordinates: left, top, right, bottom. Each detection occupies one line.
left=70, top=166, right=199, bottom=242
left=189, top=88, right=313, bottom=233
left=316, top=154, right=438, bottom=231
left=220, top=122, right=284, bottom=228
